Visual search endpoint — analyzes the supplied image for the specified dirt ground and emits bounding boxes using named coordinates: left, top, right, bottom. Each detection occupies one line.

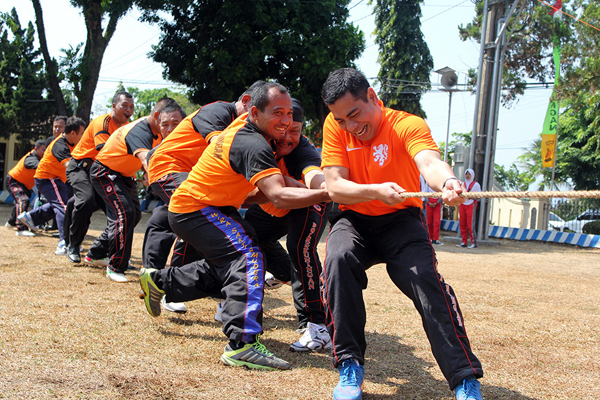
left=0, top=203, right=598, bottom=399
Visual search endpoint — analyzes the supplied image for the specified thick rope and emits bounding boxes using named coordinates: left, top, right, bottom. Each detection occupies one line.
left=400, top=190, right=600, bottom=199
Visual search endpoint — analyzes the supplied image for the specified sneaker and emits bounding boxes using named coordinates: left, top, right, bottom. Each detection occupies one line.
left=432, top=240, right=444, bottom=245
left=127, top=263, right=137, bottom=270
left=290, top=322, right=332, bottom=352
left=138, top=268, right=164, bottom=317
left=17, top=212, right=39, bottom=233
left=68, top=247, right=81, bottom=263
left=456, top=243, right=467, bottom=248
left=468, top=244, right=478, bottom=249
left=160, top=296, right=187, bottom=314
left=214, top=300, right=224, bottom=322
left=16, top=230, right=35, bottom=237
left=106, top=267, right=128, bottom=283
left=5, top=221, right=16, bottom=228
left=221, top=336, right=291, bottom=371
left=454, top=377, right=482, bottom=400
left=333, top=359, right=364, bottom=400
left=55, top=240, right=67, bottom=256
left=84, top=256, right=110, bottom=267
left=265, top=272, right=286, bottom=290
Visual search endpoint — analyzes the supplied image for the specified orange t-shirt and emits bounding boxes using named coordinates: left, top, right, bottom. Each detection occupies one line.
left=8, top=150, right=41, bottom=189
left=169, top=115, right=281, bottom=214
left=35, top=135, right=76, bottom=182
left=96, top=117, right=162, bottom=177
left=148, top=101, right=238, bottom=184
left=259, top=135, right=322, bottom=218
left=321, top=101, right=439, bottom=216
left=71, top=113, right=122, bottom=161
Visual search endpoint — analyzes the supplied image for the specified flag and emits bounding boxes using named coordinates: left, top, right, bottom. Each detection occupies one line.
left=549, top=0, right=562, bottom=16
left=541, top=1, right=562, bottom=168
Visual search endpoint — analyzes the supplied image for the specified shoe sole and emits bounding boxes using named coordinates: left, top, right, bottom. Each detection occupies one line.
left=289, top=341, right=333, bottom=352
left=220, top=354, right=281, bottom=371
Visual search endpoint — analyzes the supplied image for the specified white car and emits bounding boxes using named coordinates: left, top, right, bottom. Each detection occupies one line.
left=562, top=210, right=600, bottom=234
left=547, top=212, right=566, bottom=231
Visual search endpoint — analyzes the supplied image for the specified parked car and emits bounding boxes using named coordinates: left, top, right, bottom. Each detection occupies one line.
left=562, top=209, right=600, bottom=233
left=547, top=212, right=566, bottom=231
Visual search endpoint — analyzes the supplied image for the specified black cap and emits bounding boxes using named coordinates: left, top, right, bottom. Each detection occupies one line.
left=291, top=98, right=304, bottom=123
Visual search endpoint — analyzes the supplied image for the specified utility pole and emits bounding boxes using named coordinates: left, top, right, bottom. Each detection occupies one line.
left=469, top=0, right=525, bottom=241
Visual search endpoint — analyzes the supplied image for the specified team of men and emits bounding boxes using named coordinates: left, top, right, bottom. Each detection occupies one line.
left=4, top=71, right=483, bottom=400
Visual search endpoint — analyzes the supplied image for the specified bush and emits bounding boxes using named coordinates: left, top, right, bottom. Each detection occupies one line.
left=582, top=221, right=600, bottom=235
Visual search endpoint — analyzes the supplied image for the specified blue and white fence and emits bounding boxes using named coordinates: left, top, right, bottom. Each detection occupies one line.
left=441, top=219, right=600, bottom=249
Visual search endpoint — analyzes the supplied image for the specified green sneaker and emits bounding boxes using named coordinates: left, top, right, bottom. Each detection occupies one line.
left=138, top=268, right=164, bottom=317
left=221, top=337, right=291, bottom=371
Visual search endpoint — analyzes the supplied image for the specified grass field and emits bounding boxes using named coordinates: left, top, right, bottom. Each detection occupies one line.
left=0, top=204, right=598, bottom=399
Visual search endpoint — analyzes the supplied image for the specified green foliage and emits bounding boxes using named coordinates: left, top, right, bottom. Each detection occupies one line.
left=494, top=163, right=535, bottom=191
left=458, top=0, right=574, bottom=106
left=582, top=220, right=600, bottom=235
left=0, top=9, right=54, bottom=142
left=372, top=0, right=433, bottom=117
left=121, top=86, right=199, bottom=119
left=142, top=0, right=364, bottom=146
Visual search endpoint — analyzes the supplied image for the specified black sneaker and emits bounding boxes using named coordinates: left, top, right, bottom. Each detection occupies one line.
left=456, top=243, right=467, bottom=248
left=68, top=247, right=81, bottom=263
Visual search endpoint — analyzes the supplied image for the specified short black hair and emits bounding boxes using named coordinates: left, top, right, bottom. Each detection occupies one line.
left=113, top=91, right=133, bottom=104
left=152, top=97, right=179, bottom=115
left=250, top=82, right=288, bottom=112
left=65, top=116, right=86, bottom=133
left=321, top=68, right=370, bottom=105
left=238, top=80, right=266, bottom=101
left=34, top=139, right=46, bottom=148
left=159, top=103, right=186, bottom=121
left=53, top=116, right=67, bottom=123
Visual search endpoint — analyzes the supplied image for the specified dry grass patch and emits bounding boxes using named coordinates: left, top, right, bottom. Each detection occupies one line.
left=0, top=204, right=598, bottom=399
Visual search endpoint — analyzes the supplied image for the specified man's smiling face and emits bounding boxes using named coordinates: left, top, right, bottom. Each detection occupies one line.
left=251, top=88, right=293, bottom=142
left=327, top=87, right=382, bottom=142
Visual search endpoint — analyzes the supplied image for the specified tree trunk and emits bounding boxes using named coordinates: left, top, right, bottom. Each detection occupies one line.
left=31, top=0, right=68, bottom=116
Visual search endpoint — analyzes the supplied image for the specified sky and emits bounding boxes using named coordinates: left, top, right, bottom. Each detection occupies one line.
left=3, top=0, right=554, bottom=168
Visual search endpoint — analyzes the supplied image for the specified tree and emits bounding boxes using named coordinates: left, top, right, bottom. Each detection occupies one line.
left=121, top=86, right=199, bottom=119
left=143, top=0, right=364, bottom=145
left=372, top=0, right=433, bottom=118
left=458, top=0, right=574, bottom=106
left=0, top=9, right=54, bottom=142
left=31, top=0, right=164, bottom=122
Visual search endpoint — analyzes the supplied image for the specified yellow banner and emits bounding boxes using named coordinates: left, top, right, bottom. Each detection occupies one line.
left=542, top=134, right=556, bottom=168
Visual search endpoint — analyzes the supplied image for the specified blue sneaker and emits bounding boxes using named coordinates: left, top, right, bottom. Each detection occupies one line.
left=454, top=377, right=482, bottom=400
left=333, top=359, right=364, bottom=400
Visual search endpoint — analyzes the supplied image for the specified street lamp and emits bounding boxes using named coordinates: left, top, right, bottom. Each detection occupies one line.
left=435, top=67, right=458, bottom=162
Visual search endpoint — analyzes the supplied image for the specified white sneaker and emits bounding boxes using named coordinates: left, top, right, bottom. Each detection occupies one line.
left=84, top=256, right=110, bottom=267
left=16, top=230, right=35, bottom=237
left=265, top=272, right=286, bottom=290
left=55, top=240, right=67, bottom=255
left=289, top=322, right=332, bottom=352
left=17, top=212, right=39, bottom=232
left=106, top=267, right=128, bottom=283
left=160, top=296, right=187, bottom=314
left=214, top=300, right=225, bottom=322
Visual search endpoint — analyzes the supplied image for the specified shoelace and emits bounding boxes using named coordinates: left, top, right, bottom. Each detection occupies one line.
left=340, top=361, right=360, bottom=386
left=458, top=379, right=480, bottom=399
left=252, top=339, right=274, bottom=357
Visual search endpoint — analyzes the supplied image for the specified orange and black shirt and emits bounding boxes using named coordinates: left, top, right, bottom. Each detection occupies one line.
left=8, top=150, right=42, bottom=189
left=321, top=100, right=439, bottom=216
left=260, top=135, right=323, bottom=217
left=71, top=113, right=122, bottom=161
left=35, top=135, right=77, bottom=182
left=96, top=117, right=162, bottom=177
left=147, top=101, right=238, bottom=184
left=169, top=114, right=281, bottom=214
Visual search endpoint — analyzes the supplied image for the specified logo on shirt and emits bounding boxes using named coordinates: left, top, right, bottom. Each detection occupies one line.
left=373, top=144, right=389, bottom=166
left=346, top=145, right=363, bottom=152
